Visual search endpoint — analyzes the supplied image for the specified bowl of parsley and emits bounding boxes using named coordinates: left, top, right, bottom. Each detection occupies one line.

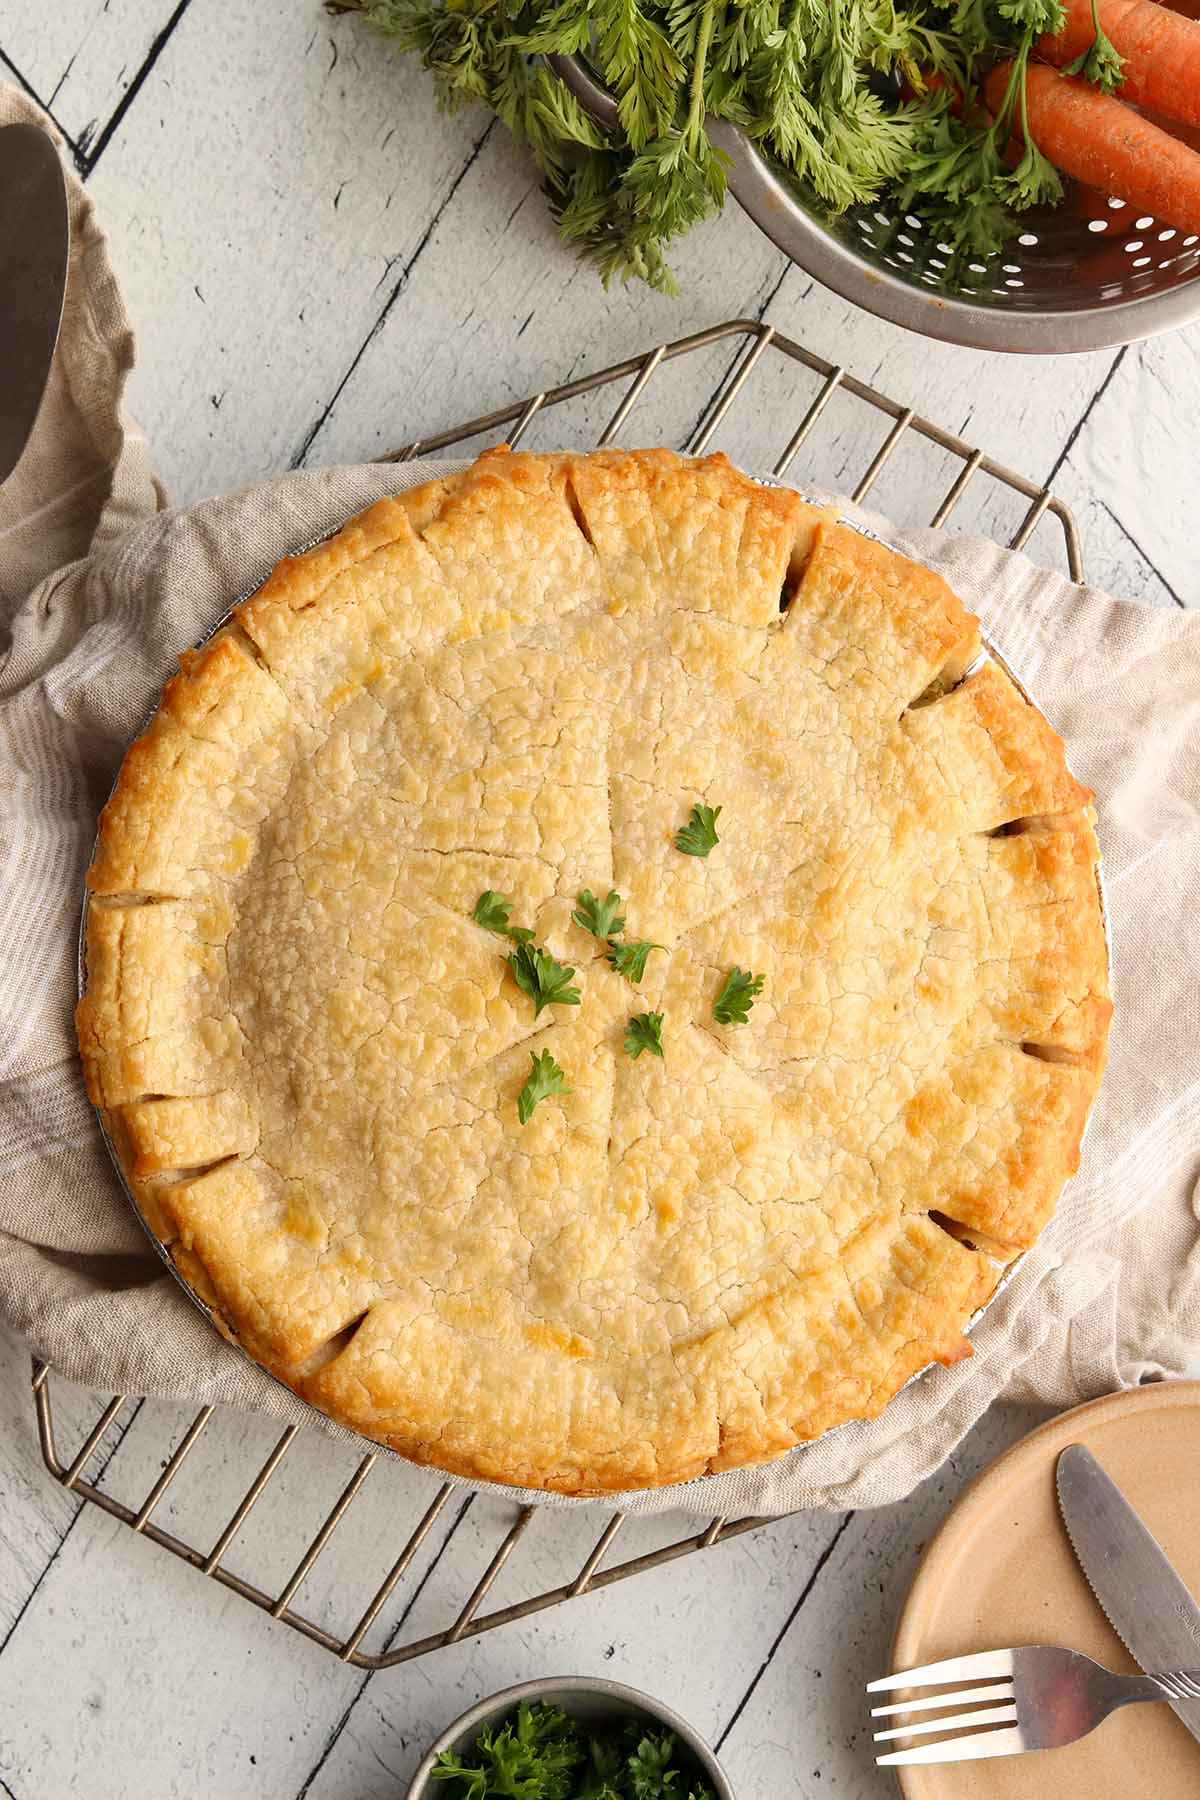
left=405, top=1677, right=734, bottom=1799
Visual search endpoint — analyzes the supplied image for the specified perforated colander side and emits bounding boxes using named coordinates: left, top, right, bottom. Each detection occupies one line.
left=838, top=189, right=1200, bottom=310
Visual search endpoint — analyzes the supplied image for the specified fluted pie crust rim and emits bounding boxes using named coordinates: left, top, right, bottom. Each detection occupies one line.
left=76, top=448, right=1110, bottom=1494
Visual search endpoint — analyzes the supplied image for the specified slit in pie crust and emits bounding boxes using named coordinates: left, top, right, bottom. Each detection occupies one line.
left=76, top=448, right=1111, bottom=1494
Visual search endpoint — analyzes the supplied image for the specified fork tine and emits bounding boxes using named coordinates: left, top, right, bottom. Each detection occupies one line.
left=877, top=1725, right=1025, bottom=1767
left=873, top=1702, right=1018, bottom=1743
left=871, top=1681, right=1013, bottom=1717
left=867, top=1649, right=1014, bottom=1691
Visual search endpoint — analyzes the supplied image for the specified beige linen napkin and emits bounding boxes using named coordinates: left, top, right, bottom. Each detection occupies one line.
left=2, top=84, right=1198, bottom=1515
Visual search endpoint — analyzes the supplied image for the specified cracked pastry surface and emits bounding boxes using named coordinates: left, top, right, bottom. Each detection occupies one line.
left=76, top=447, right=1110, bottom=1494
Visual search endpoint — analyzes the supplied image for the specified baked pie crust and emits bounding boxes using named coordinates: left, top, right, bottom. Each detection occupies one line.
left=76, top=448, right=1110, bottom=1493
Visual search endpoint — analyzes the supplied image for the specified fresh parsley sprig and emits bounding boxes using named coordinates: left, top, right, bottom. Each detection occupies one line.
left=674, top=802, right=721, bottom=858
left=573, top=888, right=627, bottom=941
left=432, top=1698, right=583, bottom=1792
left=713, top=965, right=764, bottom=1025
left=1061, top=0, right=1125, bottom=92
left=517, top=1049, right=571, bottom=1123
left=624, top=1011, right=665, bottom=1059
left=473, top=889, right=534, bottom=943
left=607, top=939, right=664, bottom=984
left=430, top=1698, right=716, bottom=1797
left=574, top=887, right=663, bottom=984
left=507, top=942, right=582, bottom=1017
left=473, top=893, right=582, bottom=1016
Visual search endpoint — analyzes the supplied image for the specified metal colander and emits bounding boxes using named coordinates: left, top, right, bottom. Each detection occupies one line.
left=549, top=53, right=1200, bottom=353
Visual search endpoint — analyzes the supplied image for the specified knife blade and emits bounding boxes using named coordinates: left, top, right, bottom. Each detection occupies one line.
left=1057, top=1441, right=1200, bottom=1748
left=0, top=121, right=70, bottom=487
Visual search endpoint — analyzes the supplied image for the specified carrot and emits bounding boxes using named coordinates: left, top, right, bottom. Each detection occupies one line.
left=899, top=69, right=966, bottom=115
left=1139, top=101, right=1200, bottom=148
left=1038, top=0, right=1200, bottom=126
left=985, top=60, right=1200, bottom=231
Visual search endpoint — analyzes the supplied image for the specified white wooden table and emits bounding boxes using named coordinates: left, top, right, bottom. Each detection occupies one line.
left=1, top=6, right=1198, bottom=1798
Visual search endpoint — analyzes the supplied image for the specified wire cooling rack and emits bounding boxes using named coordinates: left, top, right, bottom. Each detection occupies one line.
left=31, top=318, right=1085, bottom=1671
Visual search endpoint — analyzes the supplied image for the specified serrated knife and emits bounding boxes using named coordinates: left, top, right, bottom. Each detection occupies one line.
left=1057, top=1442, right=1200, bottom=1750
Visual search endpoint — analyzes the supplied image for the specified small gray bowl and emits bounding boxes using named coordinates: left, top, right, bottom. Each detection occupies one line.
left=405, top=1676, right=734, bottom=1799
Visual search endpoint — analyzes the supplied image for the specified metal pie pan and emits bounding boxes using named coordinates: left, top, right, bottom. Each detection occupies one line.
left=78, top=481, right=1106, bottom=1500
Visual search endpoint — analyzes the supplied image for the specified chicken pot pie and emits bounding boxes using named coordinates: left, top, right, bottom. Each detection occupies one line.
left=76, top=448, right=1110, bottom=1494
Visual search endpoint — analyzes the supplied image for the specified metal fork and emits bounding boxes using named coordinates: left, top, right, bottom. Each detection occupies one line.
left=867, top=1645, right=1200, bottom=1765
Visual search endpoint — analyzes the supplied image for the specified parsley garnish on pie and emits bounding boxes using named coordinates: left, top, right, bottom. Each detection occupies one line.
left=607, top=939, right=664, bottom=984
left=624, top=1012, right=665, bottom=1060
left=574, top=887, right=662, bottom=984
left=713, top=966, right=764, bottom=1026
left=507, top=942, right=582, bottom=1018
left=674, top=802, right=721, bottom=858
left=517, top=1049, right=571, bottom=1124
left=572, top=888, right=626, bottom=941
left=472, top=889, right=534, bottom=942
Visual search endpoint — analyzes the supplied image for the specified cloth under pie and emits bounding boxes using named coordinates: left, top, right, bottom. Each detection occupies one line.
left=74, top=447, right=1111, bottom=1494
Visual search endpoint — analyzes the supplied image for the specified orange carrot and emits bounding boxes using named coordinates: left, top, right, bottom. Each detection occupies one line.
left=1139, top=101, right=1200, bottom=148
left=1039, top=0, right=1200, bottom=126
left=985, top=60, right=1200, bottom=231
left=899, top=69, right=966, bottom=115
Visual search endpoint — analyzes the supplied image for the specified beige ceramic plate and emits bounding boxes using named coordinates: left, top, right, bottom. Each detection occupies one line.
left=892, top=1381, right=1200, bottom=1800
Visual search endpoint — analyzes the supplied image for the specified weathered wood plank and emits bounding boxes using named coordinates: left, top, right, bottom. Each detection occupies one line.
left=85, top=0, right=497, bottom=506
left=0, top=1331, right=137, bottom=1643
left=84, top=1391, right=465, bottom=1647
left=1048, top=333, right=1200, bottom=607
left=1038, top=459, right=1184, bottom=607
left=0, top=0, right=183, bottom=152
left=0, top=1497, right=362, bottom=1800
left=294, top=120, right=792, bottom=469
left=0, top=1332, right=77, bottom=1640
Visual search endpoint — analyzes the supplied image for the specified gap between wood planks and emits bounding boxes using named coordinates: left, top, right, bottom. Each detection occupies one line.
left=0, top=46, right=82, bottom=164
left=0, top=1396, right=145, bottom=1666
left=284, top=1504, right=853, bottom=1800
left=292, top=1492, right=475, bottom=1800
left=1097, top=498, right=1186, bottom=606
left=674, top=263, right=800, bottom=452
left=1015, top=341, right=1188, bottom=606
left=0, top=0, right=196, bottom=177
left=290, top=118, right=498, bottom=471
left=715, top=1511, right=854, bottom=1752
left=1042, top=346, right=1127, bottom=496
left=77, top=0, right=195, bottom=171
